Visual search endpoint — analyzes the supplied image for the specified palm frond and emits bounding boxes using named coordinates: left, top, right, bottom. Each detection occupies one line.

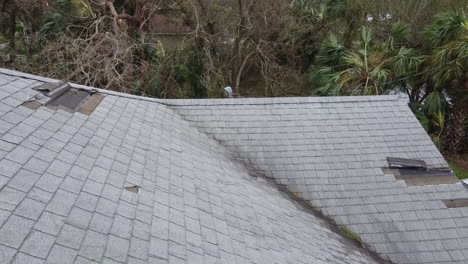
left=315, top=35, right=347, bottom=66
left=423, top=12, right=466, bottom=49
left=431, top=111, right=446, bottom=150
left=388, top=23, right=410, bottom=49
left=342, top=52, right=365, bottom=70
left=370, top=67, right=390, bottom=85
left=310, top=66, right=343, bottom=96
left=430, top=36, right=468, bottom=86
left=360, top=26, right=374, bottom=46
left=325, top=0, right=349, bottom=19
left=425, top=91, right=447, bottom=115
left=392, top=47, right=423, bottom=75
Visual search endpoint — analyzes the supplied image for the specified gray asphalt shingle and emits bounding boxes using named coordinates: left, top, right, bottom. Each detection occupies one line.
left=169, top=97, right=468, bottom=264
left=1, top=68, right=467, bottom=264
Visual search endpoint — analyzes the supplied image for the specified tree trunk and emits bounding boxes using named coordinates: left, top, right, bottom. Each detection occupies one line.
left=230, top=0, right=250, bottom=96
left=232, top=52, right=254, bottom=95
left=106, top=0, right=148, bottom=34
left=444, top=102, right=468, bottom=153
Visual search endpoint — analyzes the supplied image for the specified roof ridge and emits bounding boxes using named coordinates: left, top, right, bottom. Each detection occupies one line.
left=0, top=68, right=403, bottom=106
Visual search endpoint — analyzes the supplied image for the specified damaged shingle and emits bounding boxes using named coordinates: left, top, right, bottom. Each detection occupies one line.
left=23, top=81, right=104, bottom=115
left=124, top=186, right=140, bottom=194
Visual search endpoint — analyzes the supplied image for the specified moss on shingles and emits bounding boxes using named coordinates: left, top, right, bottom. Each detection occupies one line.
left=288, top=188, right=366, bottom=247
left=341, top=226, right=365, bottom=247
left=279, top=185, right=369, bottom=249
left=290, top=191, right=302, bottom=198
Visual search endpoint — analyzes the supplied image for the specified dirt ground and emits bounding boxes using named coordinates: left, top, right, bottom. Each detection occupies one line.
left=446, top=154, right=468, bottom=170
left=445, top=154, right=468, bottom=179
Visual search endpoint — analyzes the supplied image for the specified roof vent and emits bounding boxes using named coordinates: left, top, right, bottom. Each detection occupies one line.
left=24, top=82, right=104, bottom=115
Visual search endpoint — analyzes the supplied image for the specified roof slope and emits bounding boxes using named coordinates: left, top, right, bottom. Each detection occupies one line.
left=168, top=96, right=468, bottom=264
left=0, top=69, right=382, bottom=264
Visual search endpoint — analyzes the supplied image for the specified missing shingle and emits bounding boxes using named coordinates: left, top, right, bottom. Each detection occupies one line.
left=27, top=82, right=103, bottom=115
left=78, top=94, right=105, bottom=115
left=46, top=87, right=98, bottom=112
left=384, top=157, right=458, bottom=186
left=124, top=186, right=140, bottom=194
left=383, top=167, right=459, bottom=186
left=443, top=199, right=468, bottom=208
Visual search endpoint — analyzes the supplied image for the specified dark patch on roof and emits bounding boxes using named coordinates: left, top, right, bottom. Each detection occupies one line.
left=47, top=88, right=91, bottom=110
left=444, top=199, right=468, bottom=208
left=384, top=167, right=459, bottom=186
left=27, top=82, right=104, bottom=115
left=21, top=100, right=41, bottom=110
left=77, top=94, right=105, bottom=115
left=124, top=185, right=140, bottom=194
left=387, top=157, right=427, bottom=169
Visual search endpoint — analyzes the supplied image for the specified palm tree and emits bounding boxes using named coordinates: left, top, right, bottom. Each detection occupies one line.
left=420, top=12, right=468, bottom=153
left=311, top=25, right=422, bottom=96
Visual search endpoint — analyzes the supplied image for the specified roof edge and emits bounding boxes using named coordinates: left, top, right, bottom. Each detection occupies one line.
left=164, top=94, right=402, bottom=106
left=0, top=68, right=166, bottom=104
left=0, top=68, right=403, bottom=105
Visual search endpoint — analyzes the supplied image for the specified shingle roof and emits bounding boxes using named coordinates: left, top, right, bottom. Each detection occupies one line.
left=0, top=68, right=466, bottom=264
left=168, top=96, right=468, bottom=264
